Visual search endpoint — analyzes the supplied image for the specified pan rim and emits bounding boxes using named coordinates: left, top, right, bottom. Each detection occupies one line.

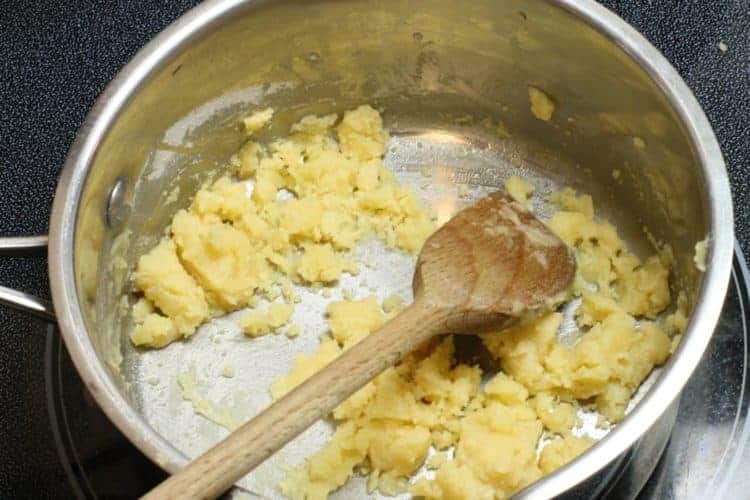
left=47, top=0, right=734, bottom=496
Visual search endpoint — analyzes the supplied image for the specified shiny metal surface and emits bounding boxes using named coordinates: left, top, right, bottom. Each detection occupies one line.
left=637, top=244, right=750, bottom=499
left=0, top=235, right=48, bottom=254
left=0, top=285, right=55, bottom=321
left=0, top=236, right=55, bottom=320
left=562, top=244, right=750, bottom=499
left=105, top=177, right=131, bottom=231
left=44, top=0, right=733, bottom=498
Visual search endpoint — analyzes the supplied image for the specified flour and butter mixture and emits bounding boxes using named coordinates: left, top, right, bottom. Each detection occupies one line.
left=129, top=105, right=686, bottom=499
left=130, top=105, right=433, bottom=348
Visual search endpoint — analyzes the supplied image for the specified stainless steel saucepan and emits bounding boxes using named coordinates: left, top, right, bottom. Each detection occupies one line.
left=2, top=0, right=733, bottom=497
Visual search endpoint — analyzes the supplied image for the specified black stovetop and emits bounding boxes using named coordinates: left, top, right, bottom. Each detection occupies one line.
left=1, top=1, right=748, bottom=499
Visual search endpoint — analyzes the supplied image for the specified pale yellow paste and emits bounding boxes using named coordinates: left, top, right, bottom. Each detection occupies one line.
left=130, top=105, right=433, bottom=348
left=528, top=86, right=555, bottom=122
left=277, top=188, right=679, bottom=500
left=241, top=107, right=274, bottom=135
left=240, top=302, right=294, bottom=337
left=178, top=367, right=236, bottom=431
left=504, top=175, right=534, bottom=209
left=382, top=294, right=405, bottom=315
left=129, top=105, right=685, bottom=500
left=694, top=238, right=708, bottom=272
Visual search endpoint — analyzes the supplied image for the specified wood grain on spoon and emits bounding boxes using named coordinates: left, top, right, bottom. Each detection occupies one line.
left=143, top=191, right=576, bottom=500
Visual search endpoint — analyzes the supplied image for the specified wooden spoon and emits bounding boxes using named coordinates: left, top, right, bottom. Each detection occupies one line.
left=143, top=191, right=576, bottom=500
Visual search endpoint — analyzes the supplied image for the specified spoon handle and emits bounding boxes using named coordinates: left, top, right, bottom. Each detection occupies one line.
left=143, top=298, right=445, bottom=500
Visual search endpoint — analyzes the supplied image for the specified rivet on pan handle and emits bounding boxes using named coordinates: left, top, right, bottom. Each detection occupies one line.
left=0, top=236, right=55, bottom=321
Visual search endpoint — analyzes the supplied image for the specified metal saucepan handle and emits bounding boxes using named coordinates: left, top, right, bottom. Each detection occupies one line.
left=0, top=236, right=55, bottom=321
